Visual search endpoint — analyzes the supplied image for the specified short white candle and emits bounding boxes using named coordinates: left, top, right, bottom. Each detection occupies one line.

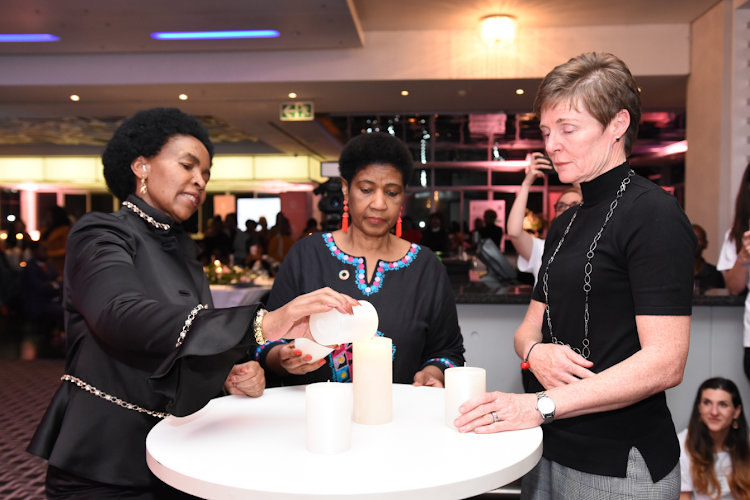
left=305, top=382, right=353, bottom=455
left=353, top=337, right=392, bottom=425
left=309, top=300, right=379, bottom=345
left=444, top=367, right=486, bottom=430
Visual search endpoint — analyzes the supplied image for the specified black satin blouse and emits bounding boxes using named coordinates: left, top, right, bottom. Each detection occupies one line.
left=27, top=195, right=259, bottom=489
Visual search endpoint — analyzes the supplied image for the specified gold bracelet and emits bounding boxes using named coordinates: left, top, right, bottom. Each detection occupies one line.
left=254, top=308, right=268, bottom=345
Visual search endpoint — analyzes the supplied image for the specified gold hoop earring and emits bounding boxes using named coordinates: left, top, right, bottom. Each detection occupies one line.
left=140, top=176, right=148, bottom=195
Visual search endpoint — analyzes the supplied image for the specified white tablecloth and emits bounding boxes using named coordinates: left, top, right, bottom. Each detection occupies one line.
left=209, top=284, right=271, bottom=308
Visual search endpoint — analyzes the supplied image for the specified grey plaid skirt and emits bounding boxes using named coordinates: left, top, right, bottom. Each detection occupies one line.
left=521, top=447, right=680, bottom=500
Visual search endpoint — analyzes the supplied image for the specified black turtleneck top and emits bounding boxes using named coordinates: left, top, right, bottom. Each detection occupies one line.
left=528, top=162, right=696, bottom=481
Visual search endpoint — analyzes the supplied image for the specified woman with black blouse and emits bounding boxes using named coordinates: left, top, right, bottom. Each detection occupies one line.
left=27, top=108, right=357, bottom=499
left=455, top=53, right=696, bottom=499
left=256, top=132, right=465, bottom=387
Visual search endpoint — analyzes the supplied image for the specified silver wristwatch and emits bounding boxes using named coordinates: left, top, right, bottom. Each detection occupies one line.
left=536, top=392, right=556, bottom=424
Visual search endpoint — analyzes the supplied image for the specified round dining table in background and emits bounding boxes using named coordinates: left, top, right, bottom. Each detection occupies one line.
left=146, top=384, right=543, bottom=500
left=209, top=284, right=272, bottom=308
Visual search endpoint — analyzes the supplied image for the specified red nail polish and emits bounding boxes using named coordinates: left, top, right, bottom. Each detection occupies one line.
left=305, top=355, right=312, bottom=361
left=295, top=350, right=302, bottom=356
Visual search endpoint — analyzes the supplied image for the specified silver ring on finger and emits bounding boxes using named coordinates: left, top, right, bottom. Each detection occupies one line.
left=491, top=411, right=498, bottom=423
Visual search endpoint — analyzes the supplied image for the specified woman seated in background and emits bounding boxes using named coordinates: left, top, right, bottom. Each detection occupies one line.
left=256, top=132, right=465, bottom=387
left=506, top=153, right=582, bottom=284
left=27, top=107, right=357, bottom=499
left=680, top=377, right=750, bottom=500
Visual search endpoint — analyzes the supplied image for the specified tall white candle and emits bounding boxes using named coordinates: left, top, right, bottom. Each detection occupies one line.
left=353, top=337, right=392, bottom=425
left=305, top=382, right=353, bottom=455
left=444, top=367, right=486, bottom=430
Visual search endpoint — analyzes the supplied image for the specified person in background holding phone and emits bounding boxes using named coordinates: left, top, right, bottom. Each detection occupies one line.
left=506, top=153, right=582, bottom=284
left=717, top=161, right=750, bottom=384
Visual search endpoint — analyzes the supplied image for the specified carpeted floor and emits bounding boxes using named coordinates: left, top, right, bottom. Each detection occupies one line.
left=0, top=360, right=65, bottom=500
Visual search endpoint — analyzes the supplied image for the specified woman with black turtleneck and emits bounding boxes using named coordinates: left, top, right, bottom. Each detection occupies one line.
left=454, top=53, right=696, bottom=500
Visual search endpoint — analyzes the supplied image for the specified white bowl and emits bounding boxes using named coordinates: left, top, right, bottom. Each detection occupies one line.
left=294, top=338, right=335, bottom=364
left=309, top=300, right=379, bottom=346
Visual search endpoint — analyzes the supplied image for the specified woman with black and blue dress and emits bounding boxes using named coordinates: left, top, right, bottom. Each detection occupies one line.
left=256, top=132, right=465, bottom=386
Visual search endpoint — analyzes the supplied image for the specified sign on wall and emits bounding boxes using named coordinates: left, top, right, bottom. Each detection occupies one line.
left=280, top=102, right=314, bottom=121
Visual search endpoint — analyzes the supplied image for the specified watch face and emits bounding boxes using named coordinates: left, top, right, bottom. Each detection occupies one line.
left=538, top=397, right=555, bottom=415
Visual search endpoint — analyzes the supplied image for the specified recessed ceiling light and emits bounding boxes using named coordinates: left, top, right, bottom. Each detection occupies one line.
left=70, top=95, right=80, bottom=101
left=516, top=89, right=524, bottom=95
left=479, top=15, right=516, bottom=46
left=179, top=94, right=188, bottom=100
left=401, top=90, right=409, bottom=96
left=151, top=30, right=280, bottom=40
left=0, top=33, right=59, bottom=42
left=288, top=92, right=297, bottom=99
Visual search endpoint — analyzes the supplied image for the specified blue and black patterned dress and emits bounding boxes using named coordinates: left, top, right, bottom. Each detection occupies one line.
left=255, top=232, right=465, bottom=385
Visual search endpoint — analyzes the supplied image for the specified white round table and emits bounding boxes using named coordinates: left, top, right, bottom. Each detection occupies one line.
left=146, top=384, right=543, bottom=500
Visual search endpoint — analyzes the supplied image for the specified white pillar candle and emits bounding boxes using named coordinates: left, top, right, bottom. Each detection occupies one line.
left=305, top=382, right=353, bottom=455
left=444, top=367, right=486, bottom=430
left=353, top=337, right=392, bottom=425
left=309, top=300, right=379, bottom=345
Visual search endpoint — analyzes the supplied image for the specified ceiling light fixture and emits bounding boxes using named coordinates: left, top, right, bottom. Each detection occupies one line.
left=151, top=30, right=280, bottom=40
left=0, top=33, right=59, bottom=42
left=479, top=15, right=516, bottom=46
left=401, top=91, right=409, bottom=96
left=516, top=89, right=524, bottom=95
left=179, top=94, right=188, bottom=100
left=288, top=92, right=297, bottom=98
left=70, top=95, right=80, bottom=101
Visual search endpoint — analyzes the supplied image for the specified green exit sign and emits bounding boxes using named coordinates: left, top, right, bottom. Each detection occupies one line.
left=280, top=102, right=314, bottom=121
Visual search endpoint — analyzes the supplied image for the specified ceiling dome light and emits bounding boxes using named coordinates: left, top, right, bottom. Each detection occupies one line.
left=288, top=92, right=297, bottom=98
left=179, top=94, right=188, bottom=100
left=0, top=33, right=59, bottom=42
left=479, top=15, right=516, bottom=46
left=151, top=30, right=280, bottom=40
left=70, top=95, right=80, bottom=101
left=516, top=89, right=524, bottom=95
left=401, top=90, right=409, bottom=96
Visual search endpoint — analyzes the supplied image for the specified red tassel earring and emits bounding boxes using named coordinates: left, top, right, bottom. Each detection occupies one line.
left=395, top=208, right=403, bottom=238
left=342, top=200, right=349, bottom=232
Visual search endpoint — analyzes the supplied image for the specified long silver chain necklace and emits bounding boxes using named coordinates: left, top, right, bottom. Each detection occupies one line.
left=541, top=169, right=634, bottom=359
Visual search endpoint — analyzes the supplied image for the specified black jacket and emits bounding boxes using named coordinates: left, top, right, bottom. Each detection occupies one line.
left=27, top=195, right=259, bottom=488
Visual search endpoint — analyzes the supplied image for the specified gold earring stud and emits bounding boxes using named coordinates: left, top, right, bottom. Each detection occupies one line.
left=140, top=177, right=148, bottom=195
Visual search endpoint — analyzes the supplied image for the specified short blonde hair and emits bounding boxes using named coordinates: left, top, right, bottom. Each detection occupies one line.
left=533, top=52, right=641, bottom=156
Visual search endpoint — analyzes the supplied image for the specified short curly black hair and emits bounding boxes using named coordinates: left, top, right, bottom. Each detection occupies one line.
left=338, top=133, right=413, bottom=187
left=102, top=108, right=214, bottom=201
